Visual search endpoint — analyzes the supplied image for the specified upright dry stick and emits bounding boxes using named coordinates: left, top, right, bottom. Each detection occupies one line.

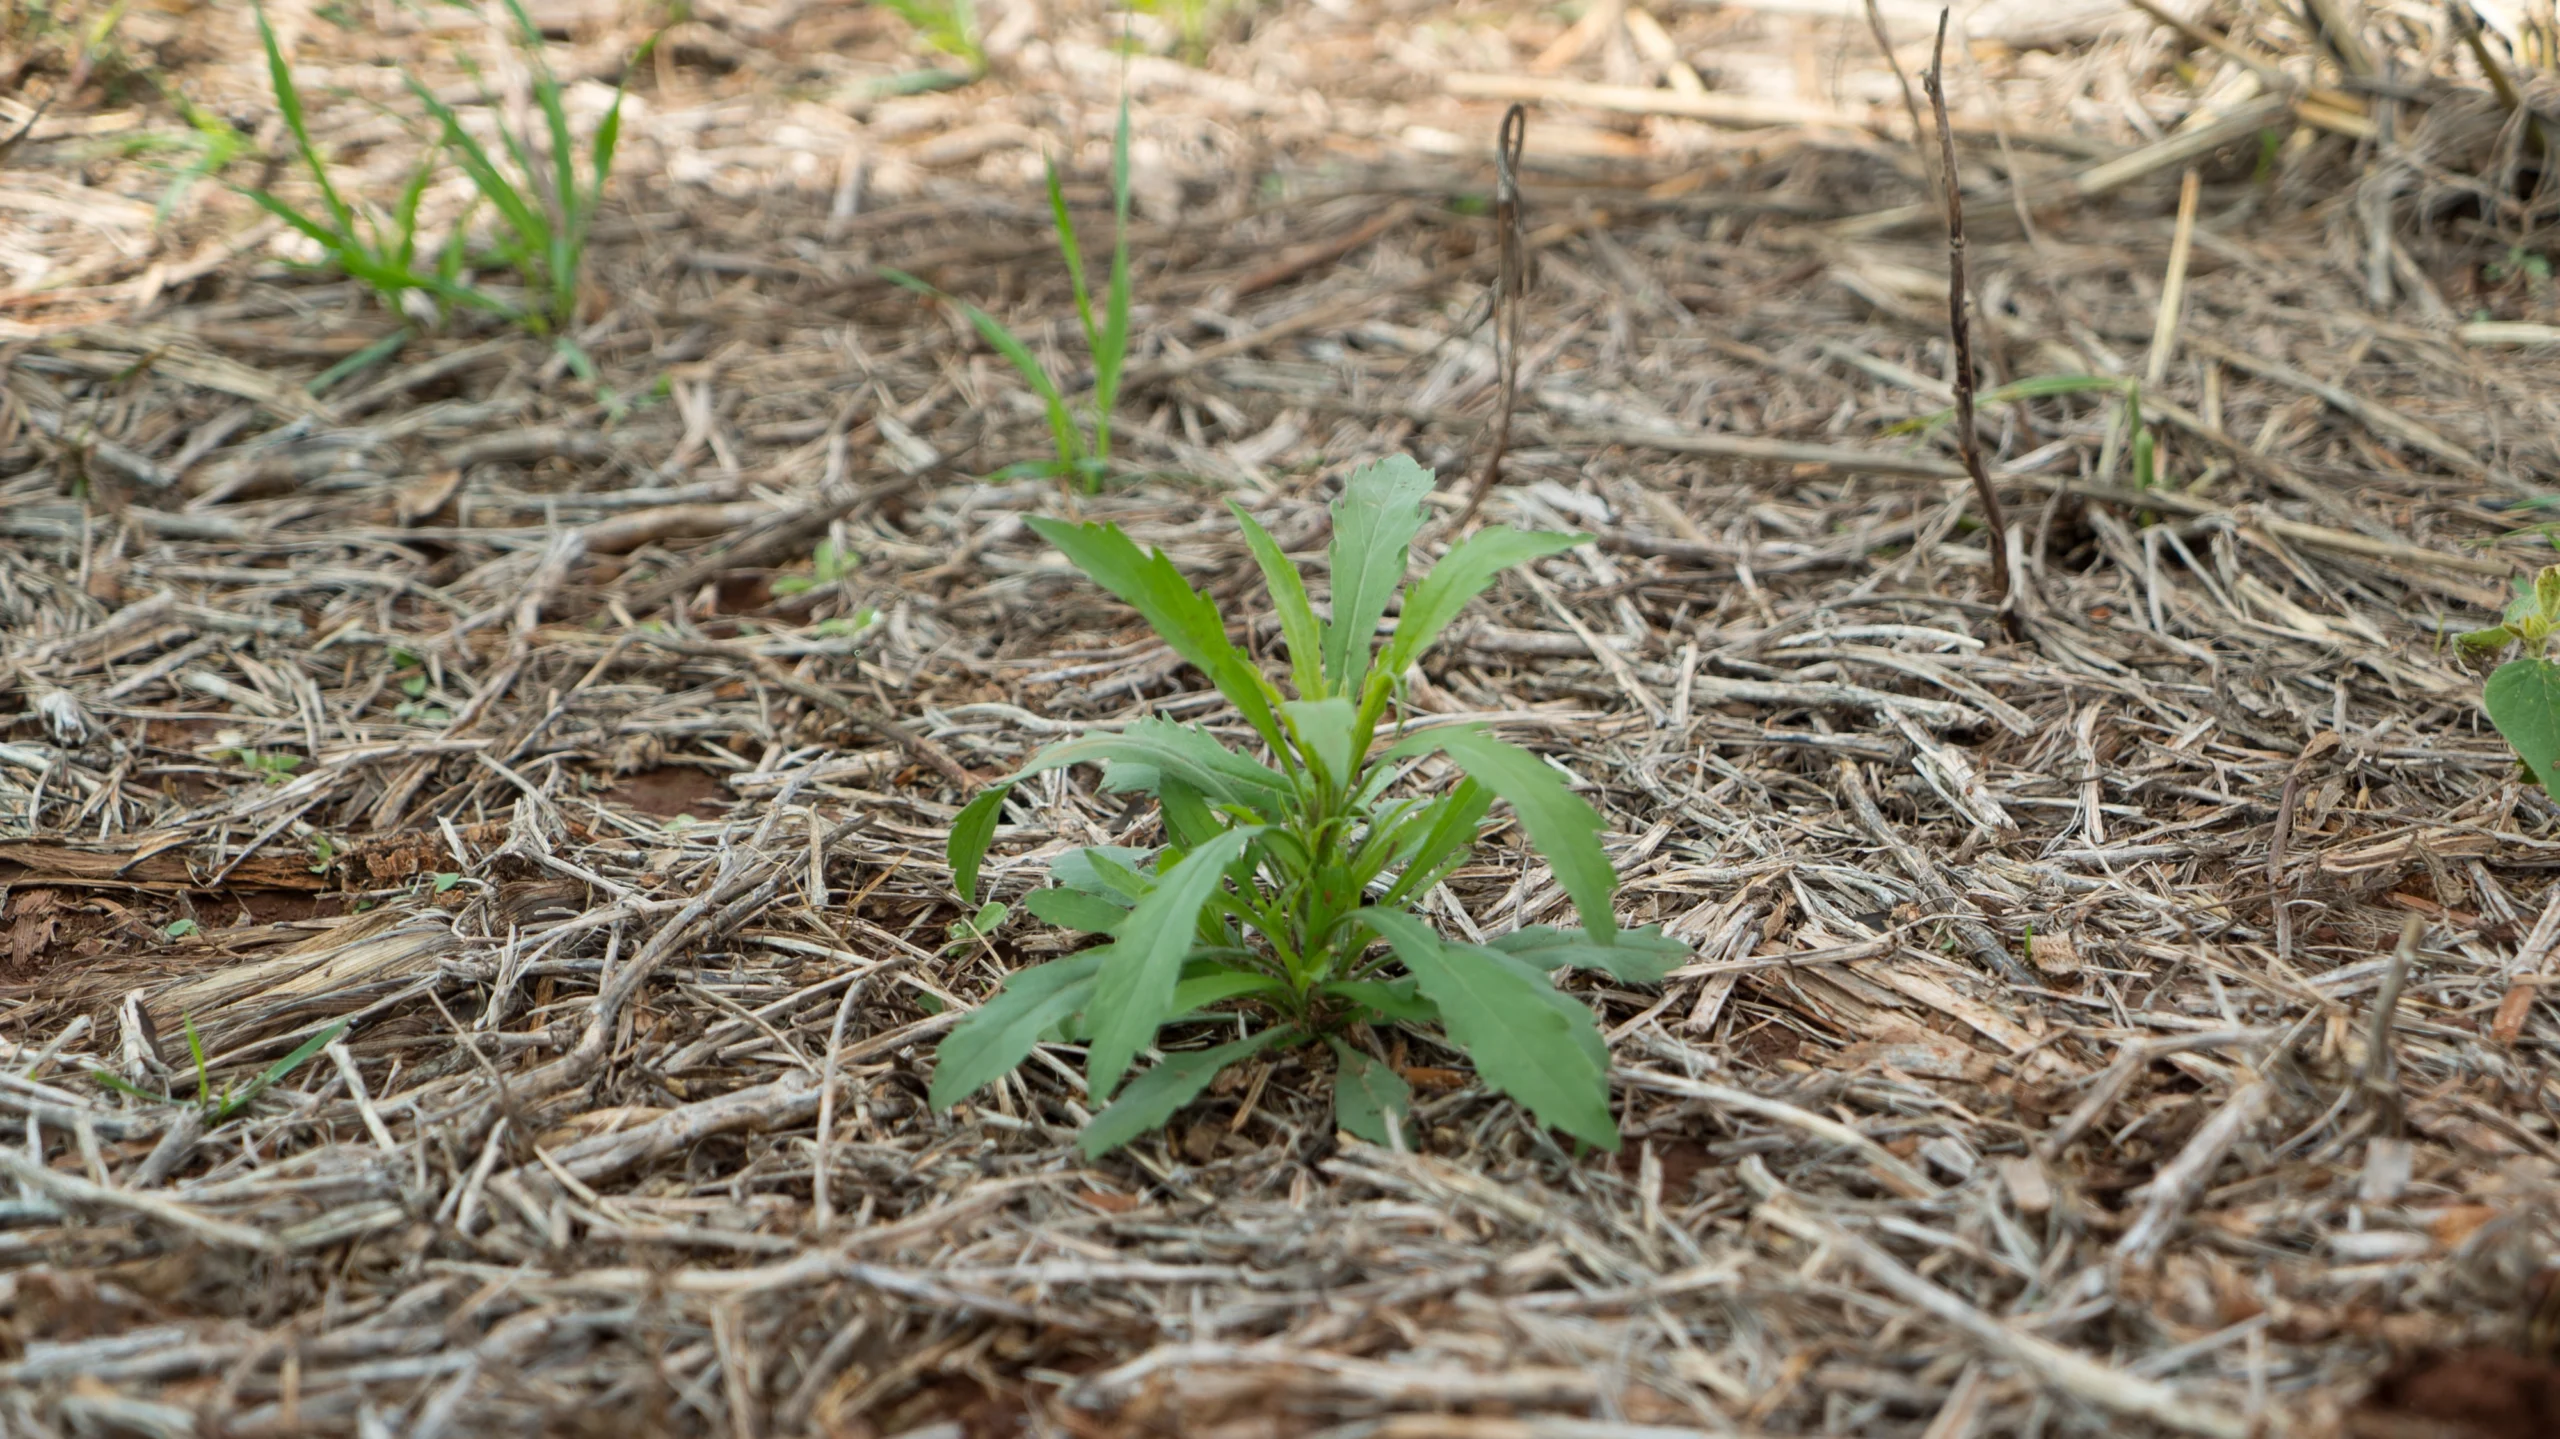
left=1453, top=105, right=1528, bottom=531
left=1921, top=13, right=2017, bottom=631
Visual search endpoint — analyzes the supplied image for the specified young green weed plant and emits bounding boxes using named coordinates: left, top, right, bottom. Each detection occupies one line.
left=884, top=102, right=1131, bottom=492
left=246, top=0, right=648, bottom=346
left=247, top=4, right=485, bottom=322
left=931, top=456, right=1688, bottom=1157
left=2464, top=563, right=2560, bottom=804
left=91, top=1017, right=348, bottom=1126
left=407, top=0, right=653, bottom=341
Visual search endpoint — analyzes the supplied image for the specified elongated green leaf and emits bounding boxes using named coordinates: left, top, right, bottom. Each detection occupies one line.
left=1389, top=726, right=1615, bottom=941
left=1157, top=776, right=1224, bottom=850
left=1046, top=158, right=1097, bottom=348
left=256, top=3, right=355, bottom=236
left=1025, top=517, right=1281, bottom=746
left=2487, top=657, right=2560, bottom=801
left=1372, top=906, right=1607, bottom=1141
left=1053, top=845, right=1154, bottom=897
left=1087, top=828, right=1263, bottom=1100
left=1381, top=778, right=1490, bottom=901
left=1230, top=503, right=1327, bottom=699
left=1093, top=99, right=1133, bottom=453
left=1318, top=977, right=1439, bottom=1025
left=1170, top=961, right=1286, bottom=1016
left=1080, top=1027, right=1286, bottom=1158
left=881, top=269, right=1082, bottom=466
left=1007, top=720, right=1291, bottom=817
left=947, top=784, right=1011, bottom=902
left=1322, top=456, right=1435, bottom=692
left=214, top=1019, right=348, bottom=1122
left=928, top=950, right=1105, bottom=1109
left=1382, top=527, right=1589, bottom=678
left=1281, top=697, right=1358, bottom=787
left=1488, top=924, right=1688, bottom=984
left=1024, top=885, right=1128, bottom=933
left=1360, top=907, right=1616, bottom=1149
left=1327, top=1037, right=1413, bottom=1147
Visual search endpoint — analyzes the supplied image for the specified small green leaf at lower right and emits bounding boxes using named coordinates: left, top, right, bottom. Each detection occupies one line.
left=1328, top=1037, right=1413, bottom=1147
left=2485, top=657, right=2560, bottom=801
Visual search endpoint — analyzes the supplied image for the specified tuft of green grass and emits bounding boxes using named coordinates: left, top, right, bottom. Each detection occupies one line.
left=407, top=0, right=654, bottom=339
left=242, top=0, right=652, bottom=346
left=929, top=455, right=1688, bottom=1158
left=886, top=100, right=1133, bottom=492
left=89, top=1017, right=347, bottom=1125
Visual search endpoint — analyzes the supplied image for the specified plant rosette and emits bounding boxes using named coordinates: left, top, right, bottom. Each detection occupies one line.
left=929, top=456, right=1688, bottom=1158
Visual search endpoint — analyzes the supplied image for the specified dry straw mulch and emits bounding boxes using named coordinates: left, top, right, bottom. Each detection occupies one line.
left=4, top=0, right=2560, bottom=1434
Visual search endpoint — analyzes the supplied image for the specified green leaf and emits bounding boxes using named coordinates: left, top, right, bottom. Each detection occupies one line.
left=213, top=1019, right=348, bottom=1123
left=1157, top=776, right=1225, bottom=850
left=1007, top=720, right=1291, bottom=818
left=1230, top=502, right=1328, bottom=699
left=1327, top=1037, right=1413, bottom=1147
left=2486, top=657, right=2560, bottom=802
left=1052, top=845, right=1154, bottom=897
left=1024, top=885, right=1130, bottom=933
left=1169, top=961, right=1286, bottom=1016
left=1389, top=726, right=1616, bottom=941
left=1281, top=697, right=1359, bottom=787
left=1087, top=828, right=1263, bottom=1101
left=1359, top=907, right=1618, bottom=1150
left=1381, top=527, right=1588, bottom=678
left=2461, top=624, right=2519, bottom=655
left=928, top=950, right=1106, bottom=1109
left=947, top=785, right=1012, bottom=902
left=1024, top=516, right=1282, bottom=747
left=1079, top=1027, right=1287, bottom=1159
left=1488, top=924, right=1688, bottom=985
left=162, top=918, right=199, bottom=940
left=1322, top=455, right=1435, bottom=692
left=255, top=3, right=355, bottom=237
left=1093, top=98, right=1133, bottom=453
left=1385, top=778, right=1491, bottom=887
left=1318, top=978, right=1440, bottom=1025
left=883, top=269, right=1083, bottom=467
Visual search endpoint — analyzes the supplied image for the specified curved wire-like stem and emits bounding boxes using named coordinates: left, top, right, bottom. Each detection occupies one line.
left=1922, top=12, right=2019, bottom=633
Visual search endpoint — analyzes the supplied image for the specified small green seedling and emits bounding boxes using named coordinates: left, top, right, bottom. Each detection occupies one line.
left=878, top=0, right=985, bottom=73
left=162, top=918, right=199, bottom=940
left=233, top=749, right=303, bottom=784
left=430, top=871, right=463, bottom=894
left=246, top=4, right=489, bottom=322
left=89, top=1018, right=348, bottom=1125
left=773, top=538, right=859, bottom=595
left=932, top=455, right=1687, bottom=1158
left=2465, top=563, right=2560, bottom=803
left=886, top=101, right=1133, bottom=492
left=406, top=0, right=655, bottom=339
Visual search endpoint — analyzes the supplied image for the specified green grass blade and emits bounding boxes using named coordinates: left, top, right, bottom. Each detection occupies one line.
left=1045, top=158, right=1098, bottom=350
left=1092, top=98, right=1134, bottom=462
left=1322, top=455, right=1435, bottom=692
left=214, top=1019, right=348, bottom=1123
left=255, top=3, right=355, bottom=238
left=308, top=328, right=409, bottom=396
left=946, top=784, right=1012, bottom=902
left=883, top=269, right=1083, bottom=467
